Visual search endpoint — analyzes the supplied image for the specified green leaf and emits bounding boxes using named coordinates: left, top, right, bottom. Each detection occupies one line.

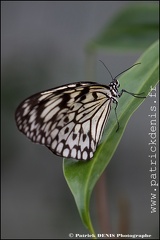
left=63, top=40, right=159, bottom=234
left=86, top=4, right=159, bottom=52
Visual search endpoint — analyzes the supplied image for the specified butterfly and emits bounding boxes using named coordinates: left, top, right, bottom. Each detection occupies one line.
left=15, top=62, right=145, bottom=160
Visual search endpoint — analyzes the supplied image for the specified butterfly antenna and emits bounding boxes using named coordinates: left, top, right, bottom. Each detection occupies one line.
left=114, top=63, right=141, bottom=79
left=99, top=60, right=114, bottom=81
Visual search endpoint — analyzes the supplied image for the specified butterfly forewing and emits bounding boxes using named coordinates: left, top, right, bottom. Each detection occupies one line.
left=15, top=82, right=113, bottom=160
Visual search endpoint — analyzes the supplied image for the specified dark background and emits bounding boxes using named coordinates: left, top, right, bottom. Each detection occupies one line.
left=1, top=1, right=159, bottom=239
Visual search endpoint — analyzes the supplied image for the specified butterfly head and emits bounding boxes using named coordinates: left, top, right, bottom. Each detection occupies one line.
left=113, top=78, right=120, bottom=88
left=109, top=78, right=120, bottom=93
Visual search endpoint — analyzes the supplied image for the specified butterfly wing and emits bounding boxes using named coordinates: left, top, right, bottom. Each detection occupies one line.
left=15, top=82, right=112, bottom=160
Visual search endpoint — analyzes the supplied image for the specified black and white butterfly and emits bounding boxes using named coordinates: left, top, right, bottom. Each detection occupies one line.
left=15, top=62, right=145, bottom=160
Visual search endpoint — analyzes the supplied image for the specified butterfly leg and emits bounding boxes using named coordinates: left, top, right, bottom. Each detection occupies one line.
left=119, top=89, right=146, bottom=98
left=114, top=101, right=120, bottom=132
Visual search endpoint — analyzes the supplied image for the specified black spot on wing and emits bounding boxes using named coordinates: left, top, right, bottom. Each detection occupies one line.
left=92, top=92, right=98, bottom=99
left=72, top=133, right=77, bottom=140
left=59, top=93, right=71, bottom=107
left=64, top=127, right=69, bottom=134
left=75, top=87, right=90, bottom=101
left=64, top=116, right=69, bottom=123
left=82, top=134, right=87, bottom=142
left=79, top=95, right=86, bottom=101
